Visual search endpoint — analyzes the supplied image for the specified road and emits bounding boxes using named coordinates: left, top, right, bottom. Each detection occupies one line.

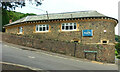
left=1, top=42, right=119, bottom=70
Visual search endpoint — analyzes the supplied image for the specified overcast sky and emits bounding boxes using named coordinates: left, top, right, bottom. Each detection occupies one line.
left=14, top=0, right=119, bottom=35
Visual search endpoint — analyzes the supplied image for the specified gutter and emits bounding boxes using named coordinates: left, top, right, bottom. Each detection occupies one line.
left=4, top=16, right=118, bottom=27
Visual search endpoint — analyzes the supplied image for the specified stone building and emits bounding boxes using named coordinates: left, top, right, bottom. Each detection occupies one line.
left=4, top=10, right=118, bottom=63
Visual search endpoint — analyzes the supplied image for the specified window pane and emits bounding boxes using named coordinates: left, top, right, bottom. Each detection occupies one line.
left=62, top=26, right=64, bottom=30
left=103, top=41, right=107, bottom=43
left=66, top=23, right=68, bottom=25
left=36, top=25, right=38, bottom=31
left=70, top=26, right=73, bottom=30
left=19, top=27, right=20, bottom=30
left=40, top=27, right=42, bottom=31
left=19, top=27, right=22, bottom=33
left=70, top=23, right=72, bottom=25
left=43, top=27, right=45, bottom=31
left=74, top=25, right=76, bottom=29
left=66, top=26, right=69, bottom=30
left=47, top=25, right=49, bottom=30
left=74, top=23, right=76, bottom=29
left=62, top=24, right=64, bottom=26
left=21, top=28, right=23, bottom=32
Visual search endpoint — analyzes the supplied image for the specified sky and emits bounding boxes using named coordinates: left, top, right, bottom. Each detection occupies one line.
left=14, top=0, right=120, bottom=35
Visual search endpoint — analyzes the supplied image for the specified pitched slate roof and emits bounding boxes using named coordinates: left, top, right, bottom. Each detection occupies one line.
left=4, top=10, right=118, bottom=27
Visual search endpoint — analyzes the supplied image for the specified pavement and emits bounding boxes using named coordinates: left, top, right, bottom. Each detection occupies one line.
left=2, top=62, right=36, bottom=70
left=1, top=41, right=119, bottom=71
left=1, top=63, right=46, bottom=72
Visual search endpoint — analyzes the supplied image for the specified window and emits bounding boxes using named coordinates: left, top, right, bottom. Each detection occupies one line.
left=18, top=27, right=23, bottom=34
left=103, top=41, right=107, bottom=43
left=101, top=39, right=109, bottom=44
left=36, top=24, right=49, bottom=32
left=61, top=23, right=77, bottom=31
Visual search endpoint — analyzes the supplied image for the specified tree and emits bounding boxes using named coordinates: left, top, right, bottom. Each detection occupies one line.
left=1, top=0, right=43, bottom=10
left=115, top=35, right=120, bottom=42
left=1, top=0, right=42, bottom=32
left=115, top=42, right=120, bottom=54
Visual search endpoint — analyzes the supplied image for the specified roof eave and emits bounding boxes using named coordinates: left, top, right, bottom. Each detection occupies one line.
left=4, top=16, right=118, bottom=27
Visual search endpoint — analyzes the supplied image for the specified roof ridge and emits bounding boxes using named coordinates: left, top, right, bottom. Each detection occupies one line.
left=27, top=10, right=98, bottom=17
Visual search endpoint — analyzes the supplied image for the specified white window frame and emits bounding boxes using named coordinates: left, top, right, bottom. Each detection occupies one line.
left=19, top=27, right=23, bottom=34
left=61, top=23, right=77, bottom=31
left=36, top=24, right=49, bottom=32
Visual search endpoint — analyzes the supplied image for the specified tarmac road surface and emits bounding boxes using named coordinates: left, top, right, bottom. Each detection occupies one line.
left=1, top=42, right=119, bottom=71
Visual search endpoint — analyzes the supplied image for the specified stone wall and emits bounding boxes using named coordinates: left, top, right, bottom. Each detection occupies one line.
left=6, top=19, right=116, bottom=44
left=2, top=33, right=115, bottom=63
left=4, top=19, right=116, bottom=63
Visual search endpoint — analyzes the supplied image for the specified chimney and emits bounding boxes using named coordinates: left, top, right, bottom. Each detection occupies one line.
left=9, top=19, right=12, bottom=23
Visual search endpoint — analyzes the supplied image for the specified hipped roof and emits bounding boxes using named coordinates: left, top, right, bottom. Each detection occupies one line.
left=4, top=10, right=118, bottom=27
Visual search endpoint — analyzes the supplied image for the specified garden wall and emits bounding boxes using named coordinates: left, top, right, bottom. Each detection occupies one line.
left=2, top=33, right=115, bottom=63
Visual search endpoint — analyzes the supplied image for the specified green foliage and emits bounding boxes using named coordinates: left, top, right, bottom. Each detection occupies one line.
left=115, top=50, right=118, bottom=56
left=1, top=1, right=42, bottom=10
left=2, top=9, right=36, bottom=31
left=2, top=2, right=25, bottom=10
left=115, top=42, right=120, bottom=54
left=96, top=45, right=99, bottom=48
left=117, top=55, right=120, bottom=59
left=115, top=35, right=120, bottom=56
left=115, top=35, right=120, bottom=42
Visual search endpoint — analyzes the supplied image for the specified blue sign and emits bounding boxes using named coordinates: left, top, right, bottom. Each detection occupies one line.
left=82, top=30, right=93, bottom=36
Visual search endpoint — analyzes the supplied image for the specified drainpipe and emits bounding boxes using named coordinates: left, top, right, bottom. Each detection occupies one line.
left=74, top=41, right=77, bottom=57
